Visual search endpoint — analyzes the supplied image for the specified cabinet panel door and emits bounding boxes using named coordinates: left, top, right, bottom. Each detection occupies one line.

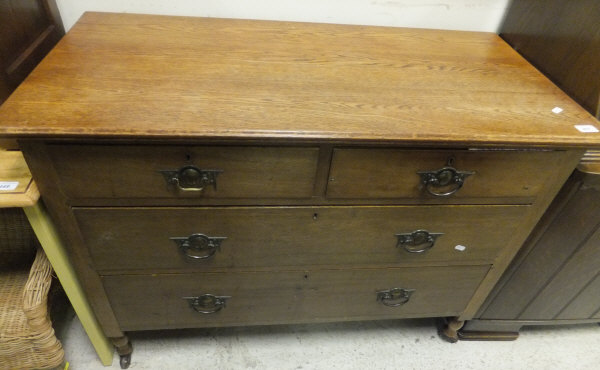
left=0, top=0, right=64, bottom=104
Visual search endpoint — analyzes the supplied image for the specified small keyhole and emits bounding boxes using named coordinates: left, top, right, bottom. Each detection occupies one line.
left=313, top=213, right=318, bottom=220
left=446, top=156, right=455, bottom=166
left=304, top=274, right=309, bottom=279
left=185, top=153, right=192, bottom=161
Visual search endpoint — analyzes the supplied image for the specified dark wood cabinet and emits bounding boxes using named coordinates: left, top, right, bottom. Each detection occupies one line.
left=461, top=0, right=600, bottom=339
left=0, top=0, right=64, bottom=105
left=463, top=164, right=600, bottom=337
left=499, top=0, right=600, bottom=119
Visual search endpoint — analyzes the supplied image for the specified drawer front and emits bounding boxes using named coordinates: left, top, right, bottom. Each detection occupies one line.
left=47, top=145, right=319, bottom=199
left=75, top=205, right=526, bottom=272
left=102, top=266, right=489, bottom=331
left=327, top=149, right=566, bottom=201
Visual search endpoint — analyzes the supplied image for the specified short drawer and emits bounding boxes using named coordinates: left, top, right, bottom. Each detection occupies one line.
left=75, top=205, right=526, bottom=272
left=102, top=265, right=489, bottom=331
left=47, top=144, right=319, bottom=199
left=327, top=149, right=567, bottom=201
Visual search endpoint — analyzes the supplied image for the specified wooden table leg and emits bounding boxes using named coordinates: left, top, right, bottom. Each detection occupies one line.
left=439, top=317, right=465, bottom=343
left=111, top=335, right=133, bottom=369
left=23, top=202, right=114, bottom=366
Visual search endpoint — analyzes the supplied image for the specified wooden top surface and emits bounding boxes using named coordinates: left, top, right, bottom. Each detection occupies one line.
left=0, top=12, right=598, bottom=147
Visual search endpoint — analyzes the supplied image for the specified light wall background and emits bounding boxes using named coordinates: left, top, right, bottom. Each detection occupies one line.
left=56, top=0, right=511, bottom=33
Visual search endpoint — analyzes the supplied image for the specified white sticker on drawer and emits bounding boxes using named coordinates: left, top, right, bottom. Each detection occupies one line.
left=454, top=245, right=467, bottom=252
left=575, top=125, right=599, bottom=133
left=0, top=182, right=19, bottom=191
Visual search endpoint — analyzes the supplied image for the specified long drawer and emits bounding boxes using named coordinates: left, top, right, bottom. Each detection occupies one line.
left=327, top=149, right=566, bottom=201
left=75, top=205, right=526, bottom=272
left=102, top=265, right=490, bottom=331
left=46, top=144, right=319, bottom=200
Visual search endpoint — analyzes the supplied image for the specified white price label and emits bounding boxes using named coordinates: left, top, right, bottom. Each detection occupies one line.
left=0, top=182, right=19, bottom=191
left=575, top=125, right=599, bottom=133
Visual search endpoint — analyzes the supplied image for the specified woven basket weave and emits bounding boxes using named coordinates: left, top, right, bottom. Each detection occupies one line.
left=0, top=218, right=65, bottom=369
left=0, top=208, right=37, bottom=269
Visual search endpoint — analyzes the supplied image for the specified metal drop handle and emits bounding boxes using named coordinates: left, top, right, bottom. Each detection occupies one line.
left=170, top=233, right=226, bottom=259
left=376, top=288, right=415, bottom=307
left=159, top=165, right=223, bottom=192
left=396, top=230, right=443, bottom=253
left=417, top=166, right=474, bottom=197
left=183, top=294, right=231, bottom=314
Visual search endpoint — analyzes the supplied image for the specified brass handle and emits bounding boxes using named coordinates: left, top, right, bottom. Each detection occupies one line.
left=417, top=166, right=474, bottom=197
left=170, top=233, right=226, bottom=259
left=183, top=294, right=230, bottom=314
left=396, top=230, right=443, bottom=253
left=159, top=165, right=223, bottom=192
left=376, top=288, right=415, bottom=307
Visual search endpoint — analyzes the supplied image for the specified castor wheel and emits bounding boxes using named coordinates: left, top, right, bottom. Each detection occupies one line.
left=111, top=335, right=133, bottom=368
left=119, top=353, right=131, bottom=369
left=440, top=331, right=459, bottom=343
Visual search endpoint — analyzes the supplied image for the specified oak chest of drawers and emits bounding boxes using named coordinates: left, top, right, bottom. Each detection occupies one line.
left=1, top=12, right=599, bottom=366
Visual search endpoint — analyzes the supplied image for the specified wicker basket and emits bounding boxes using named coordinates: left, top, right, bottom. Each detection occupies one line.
left=0, top=208, right=37, bottom=270
left=0, top=242, right=65, bottom=369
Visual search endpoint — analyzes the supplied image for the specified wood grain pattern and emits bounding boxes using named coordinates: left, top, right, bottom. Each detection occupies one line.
left=9, top=13, right=600, bottom=339
left=74, top=205, right=526, bottom=272
left=19, top=140, right=124, bottom=337
left=470, top=5, right=600, bottom=331
left=578, top=150, right=600, bottom=174
left=479, top=169, right=600, bottom=321
left=458, top=148, right=583, bottom=320
left=0, top=12, right=598, bottom=147
left=462, top=318, right=600, bottom=333
left=102, top=265, right=489, bottom=331
left=472, top=168, right=586, bottom=317
left=47, top=144, right=319, bottom=200
left=500, top=0, right=600, bottom=119
left=556, top=272, right=600, bottom=320
left=518, top=225, right=600, bottom=320
left=327, top=148, right=564, bottom=201
left=0, top=0, right=64, bottom=104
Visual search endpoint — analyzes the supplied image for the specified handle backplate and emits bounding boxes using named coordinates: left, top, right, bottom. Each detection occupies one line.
left=159, top=165, right=223, bottom=192
left=170, top=233, right=226, bottom=259
left=417, top=166, right=474, bottom=197
left=376, top=288, right=415, bottom=307
left=183, top=294, right=231, bottom=314
left=396, top=230, right=443, bottom=253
